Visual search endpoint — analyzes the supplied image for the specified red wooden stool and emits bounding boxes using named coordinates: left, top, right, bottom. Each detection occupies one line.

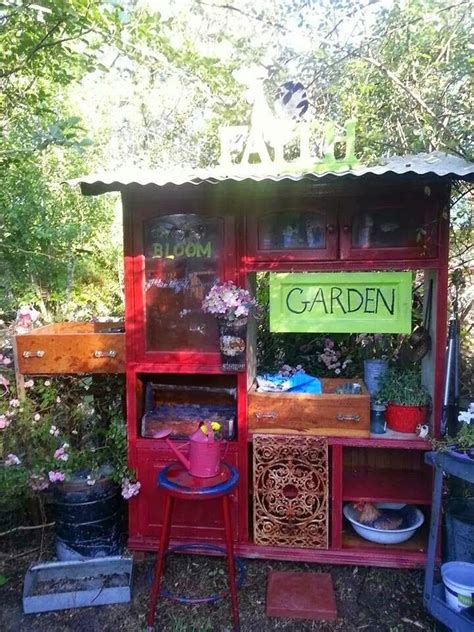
left=146, top=462, right=240, bottom=631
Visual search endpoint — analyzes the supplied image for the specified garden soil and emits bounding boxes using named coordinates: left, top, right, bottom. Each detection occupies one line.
left=0, top=527, right=439, bottom=632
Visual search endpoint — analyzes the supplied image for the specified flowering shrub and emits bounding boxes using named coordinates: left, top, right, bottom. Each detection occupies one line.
left=202, top=281, right=257, bottom=323
left=0, top=317, right=138, bottom=502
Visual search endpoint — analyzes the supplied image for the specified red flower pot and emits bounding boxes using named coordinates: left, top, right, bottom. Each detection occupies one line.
left=385, top=403, right=428, bottom=433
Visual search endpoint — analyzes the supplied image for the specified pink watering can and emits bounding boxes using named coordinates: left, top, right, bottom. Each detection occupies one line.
left=153, top=421, right=221, bottom=478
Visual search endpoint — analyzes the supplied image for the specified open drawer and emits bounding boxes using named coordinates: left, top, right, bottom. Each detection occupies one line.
left=247, top=378, right=370, bottom=437
left=15, top=322, right=125, bottom=374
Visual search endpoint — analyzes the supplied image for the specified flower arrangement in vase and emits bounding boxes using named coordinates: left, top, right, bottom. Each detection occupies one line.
left=202, top=281, right=258, bottom=371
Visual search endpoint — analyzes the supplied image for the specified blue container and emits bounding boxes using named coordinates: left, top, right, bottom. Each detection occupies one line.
left=370, top=403, right=387, bottom=434
left=364, top=359, right=388, bottom=397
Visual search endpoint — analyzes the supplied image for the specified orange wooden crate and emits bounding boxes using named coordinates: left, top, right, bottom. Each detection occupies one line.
left=15, top=322, right=125, bottom=374
left=248, top=378, right=370, bottom=437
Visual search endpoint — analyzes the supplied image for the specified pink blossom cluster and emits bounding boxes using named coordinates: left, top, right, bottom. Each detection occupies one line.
left=318, top=338, right=352, bottom=375
left=4, top=453, right=21, bottom=466
left=28, top=474, right=49, bottom=491
left=121, top=477, right=141, bottom=499
left=15, top=306, right=41, bottom=334
left=202, top=281, right=256, bottom=322
left=54, top=443, right=69, bottom=462
left=0, top=353, right=11, bottom=366
left=0, top=414, right=11, bottom=429
left=48, top=470, right=66, bottom=483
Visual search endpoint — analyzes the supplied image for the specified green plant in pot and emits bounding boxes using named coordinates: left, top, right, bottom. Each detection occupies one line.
left=1, top=372, right=139, bottom=560
left=375, top=368, right=431, bottom=434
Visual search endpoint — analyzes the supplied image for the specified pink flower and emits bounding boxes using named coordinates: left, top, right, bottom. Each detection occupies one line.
left=0, top=415, right=10, bottom=429
left=2, top=357, right=11, bottom=365
left=5, top=453, right=21, bottom=466
left=9, top=398, right=20, bottom=408
left=121, top=478, right=141, bottom=499
left=48, top=470, right=65, bottom=483
left=54, top=445, right=69, bottom=462
left=24, top=379, right=34, bottom=388
left=49, top=425, right=60, bottom=437
left=28, top=474, right=49, bottom=491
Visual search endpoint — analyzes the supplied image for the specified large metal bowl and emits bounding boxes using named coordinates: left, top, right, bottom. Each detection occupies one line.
left=343, top=503, right=425, bottom=544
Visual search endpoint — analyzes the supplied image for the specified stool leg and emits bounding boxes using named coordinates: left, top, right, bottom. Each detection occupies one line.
left=222, top=494, right=240, bottom=632
left=146, top=494, right=175, bottom=630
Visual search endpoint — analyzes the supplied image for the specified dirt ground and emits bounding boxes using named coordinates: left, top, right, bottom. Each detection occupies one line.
left=0, top=527, right=440, bottom=632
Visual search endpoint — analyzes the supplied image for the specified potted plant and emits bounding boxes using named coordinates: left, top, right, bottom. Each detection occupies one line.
left=0, top=373, right=140, bottom=560
left=376, top=368, right=431, bottom=433
left=202, top=281, right=258, bottom=371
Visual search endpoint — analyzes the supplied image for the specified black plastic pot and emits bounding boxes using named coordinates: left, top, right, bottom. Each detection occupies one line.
left=53, top=477, right=122, bottom=561
left=445, top=497, right=474, bottom=563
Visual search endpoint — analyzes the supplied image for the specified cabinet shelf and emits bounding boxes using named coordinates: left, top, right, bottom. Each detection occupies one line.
left=343, top=467, right=432, bottom=504
left=342, top=522, right=429, bottom=554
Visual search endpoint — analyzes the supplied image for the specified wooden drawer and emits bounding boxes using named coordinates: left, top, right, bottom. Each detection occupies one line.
left=248, top=378, right=370, bottom=437
left=16, top=322, right=125, bottom=374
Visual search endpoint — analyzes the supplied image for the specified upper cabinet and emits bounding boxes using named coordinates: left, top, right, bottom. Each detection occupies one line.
left=339, top=194, right=438, bottom=261
left=246, top=198, right=339, bottom=262
left=245, top=191, right=439, bottom=265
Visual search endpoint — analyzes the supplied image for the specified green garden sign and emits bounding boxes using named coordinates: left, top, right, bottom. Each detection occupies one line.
left=270, top=272, right=412, bottom=334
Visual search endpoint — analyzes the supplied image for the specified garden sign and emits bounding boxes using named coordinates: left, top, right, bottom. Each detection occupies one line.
left=269, top=272, right=412, bottom=334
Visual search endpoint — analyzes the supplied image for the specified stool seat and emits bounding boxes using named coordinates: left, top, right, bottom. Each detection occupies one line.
left=158, top=462, right=239, bottom=498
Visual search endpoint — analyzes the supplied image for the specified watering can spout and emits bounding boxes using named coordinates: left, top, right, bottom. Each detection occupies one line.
left=167, top=440, right=191, bottom=471
left=152, top=427, right=192, bottom=472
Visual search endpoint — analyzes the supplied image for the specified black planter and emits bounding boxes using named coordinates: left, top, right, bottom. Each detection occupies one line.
left=218, top=319, right=247, bottom=372
left=445, top=498, right=474, bottom=563
left=53, top=477, right=123, bottom=561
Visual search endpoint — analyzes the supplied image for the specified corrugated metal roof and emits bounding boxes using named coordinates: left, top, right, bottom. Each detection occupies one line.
left=70, top=151, right=474, bottom=193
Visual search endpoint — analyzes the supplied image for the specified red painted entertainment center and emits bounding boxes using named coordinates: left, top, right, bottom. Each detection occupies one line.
left=74, top=153, right=471, bottom=568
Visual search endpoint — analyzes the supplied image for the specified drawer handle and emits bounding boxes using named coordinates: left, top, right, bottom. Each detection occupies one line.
left=94, top=350, right=117, bottom=358
left=336, top=414, right=360, bottom=422
left=255, top=411, right=278, bottom=420
left=22, top=350, right=45, bottom=358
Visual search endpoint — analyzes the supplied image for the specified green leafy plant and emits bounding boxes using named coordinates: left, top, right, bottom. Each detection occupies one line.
left=376, top=368, right=431, bottom=407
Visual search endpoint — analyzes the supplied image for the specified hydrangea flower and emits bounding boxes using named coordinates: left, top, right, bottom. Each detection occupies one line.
left=202, top=281, right=257, bottom=323
left=121, top=477, right=141, bottom=499
left=48, top=470, right=66, bottom=483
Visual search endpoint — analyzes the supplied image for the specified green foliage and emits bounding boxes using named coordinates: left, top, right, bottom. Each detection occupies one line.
left=0, top=372, right=128, bottom=497
left=453, top=423, right=474, bottom=450
left=376, top=368, right=431, bottom=406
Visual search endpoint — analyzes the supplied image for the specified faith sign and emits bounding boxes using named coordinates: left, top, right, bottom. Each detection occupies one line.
left=269, top=272, right=412, bottom=334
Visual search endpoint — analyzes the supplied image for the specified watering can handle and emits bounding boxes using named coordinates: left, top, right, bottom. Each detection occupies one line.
left=202, top=420, right=215, bottom=442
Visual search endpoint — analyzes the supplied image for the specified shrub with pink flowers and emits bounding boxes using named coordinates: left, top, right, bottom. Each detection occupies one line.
left=0, top=317, right=138, bottom=504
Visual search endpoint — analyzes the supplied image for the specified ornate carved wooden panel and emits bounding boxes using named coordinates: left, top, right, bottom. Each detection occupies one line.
left=253, top=434, right=329, bottom=548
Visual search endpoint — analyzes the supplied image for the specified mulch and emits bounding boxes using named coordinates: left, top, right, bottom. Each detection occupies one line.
left=0, top=527, right=439, bottom=632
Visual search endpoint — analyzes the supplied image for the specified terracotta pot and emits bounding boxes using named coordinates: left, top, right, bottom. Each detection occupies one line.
left=385, top=403, right=428, bottom=433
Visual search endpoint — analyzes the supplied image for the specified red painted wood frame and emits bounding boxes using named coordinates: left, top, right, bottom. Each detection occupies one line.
left=122, top=177, right=450, bottom=568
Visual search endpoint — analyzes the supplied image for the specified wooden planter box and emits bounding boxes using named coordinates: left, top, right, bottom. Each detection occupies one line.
left=248, top=378, right=370, bottom=437
left=15, top=322, right=125, bottom=374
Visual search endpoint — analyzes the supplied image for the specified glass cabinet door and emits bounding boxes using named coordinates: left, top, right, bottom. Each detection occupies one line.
left=143, top=214, right=223, bottom=353
left=340, top=197, right=438, bottom=260
left=248, top=201, right=338, bottom=261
